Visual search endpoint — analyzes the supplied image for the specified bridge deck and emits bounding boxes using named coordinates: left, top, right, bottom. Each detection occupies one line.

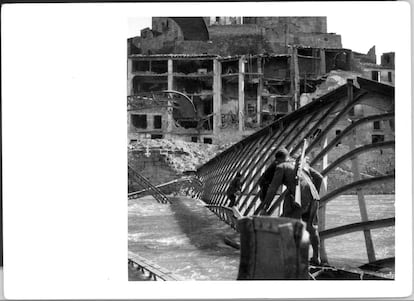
left=128, top=195, right=394, bottom=280
left=128, top=196, right=240, bottom=281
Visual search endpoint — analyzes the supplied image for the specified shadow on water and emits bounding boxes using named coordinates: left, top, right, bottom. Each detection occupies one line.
left=169, top=196, right=239, bottom=254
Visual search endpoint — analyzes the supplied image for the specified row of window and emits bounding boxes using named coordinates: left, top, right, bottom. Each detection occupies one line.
left=371, top=70, right=393, bottom=83
left=130, top=134, right=163, bottom=143
left=131, top=114, right=162, bottom=129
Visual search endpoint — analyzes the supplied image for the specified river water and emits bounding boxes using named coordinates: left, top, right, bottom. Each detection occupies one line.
left=128, top=195, right=394, bottom=280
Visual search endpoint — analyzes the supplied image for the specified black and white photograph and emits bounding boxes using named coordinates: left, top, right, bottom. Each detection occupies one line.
left=127, top=15, right=396, bottom=281
left=1, top=1, right=412, bottom=299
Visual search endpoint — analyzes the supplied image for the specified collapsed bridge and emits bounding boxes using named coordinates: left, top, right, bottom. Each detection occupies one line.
left=196, top=77, right=395, bottom=266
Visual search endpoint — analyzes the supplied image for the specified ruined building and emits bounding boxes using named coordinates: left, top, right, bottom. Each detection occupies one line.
left=127, top=17, right=394, bottom=145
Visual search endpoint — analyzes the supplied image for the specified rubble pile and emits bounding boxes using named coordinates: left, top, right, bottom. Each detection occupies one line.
left=309, top=70, right=362, bottom=100
left=128, top=139, right=223, bottom=173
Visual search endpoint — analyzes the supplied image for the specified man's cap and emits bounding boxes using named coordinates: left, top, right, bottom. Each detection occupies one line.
left=275, top=148, right=289, bottom=160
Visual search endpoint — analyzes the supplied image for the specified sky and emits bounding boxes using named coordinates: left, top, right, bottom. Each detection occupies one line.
left=128, top=16, right=398, bottom=62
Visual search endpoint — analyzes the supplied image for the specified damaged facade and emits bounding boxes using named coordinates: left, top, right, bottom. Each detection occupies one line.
left=127, top=17, right=394, bottom=145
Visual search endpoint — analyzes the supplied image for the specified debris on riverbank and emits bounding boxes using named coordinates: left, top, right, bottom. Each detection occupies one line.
left=128, top=139, right=227, bottom=173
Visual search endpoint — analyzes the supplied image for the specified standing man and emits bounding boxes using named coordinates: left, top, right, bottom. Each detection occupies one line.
left=258, top=158, right=277, bottom=203
left=263, top=148, right=323, bottom=266
left=226, top=172, right=242, bottom=207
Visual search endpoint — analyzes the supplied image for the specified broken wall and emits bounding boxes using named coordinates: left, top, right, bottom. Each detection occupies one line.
left=294, top=33, right=342, bottom=49
left=140, top=18, right=184, bottom=54
left=156, top=35, right=266, bottom=56
left=208, top=24, right=262, bottom=37
left=263, top=56, right=290, bottom=79
left=128, top=37, right=142, bottom=55
left=139, top=17, right=342, bottom=57
left=244, top=17, right=328, bottom=33
left=381, top=52, right=395, bottom=68
left=211, top=34, right=266, bottom=55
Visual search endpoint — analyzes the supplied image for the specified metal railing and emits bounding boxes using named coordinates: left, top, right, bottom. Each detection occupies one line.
left=128, top=165, right=170, bottom=204
left=128, top=252, right=181, bottom=281
left=196, top=77, right=395, bottom=266
left=128, top=176, right=202, bottom=200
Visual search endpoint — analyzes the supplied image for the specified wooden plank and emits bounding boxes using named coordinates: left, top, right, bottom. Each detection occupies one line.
left=320, top=218, right=395, bottom=239
left=239, top=56, right=245, bottom=132
left=359, top=257, right=395, bottom=271
left=347, top=78, right=374, bottom=263
left=347, top=84, right=376, bottom=263
left=319, top=137, right=329, bottom=264
left=257, top=57, right=263, bottom=126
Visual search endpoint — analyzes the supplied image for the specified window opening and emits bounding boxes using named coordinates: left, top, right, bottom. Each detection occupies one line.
left=154, top=115, right=162, bottom=129
left=203, top=138, right=213, bottom=144
left=131, top=114, right=147, bottom=129
left=151, top=134, right=163, bottom=139
left=371, top=71, right=379, bottom=81
left=335, top=130, right=342, bottom=146
left=372, top=135, right=385, bottom=144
